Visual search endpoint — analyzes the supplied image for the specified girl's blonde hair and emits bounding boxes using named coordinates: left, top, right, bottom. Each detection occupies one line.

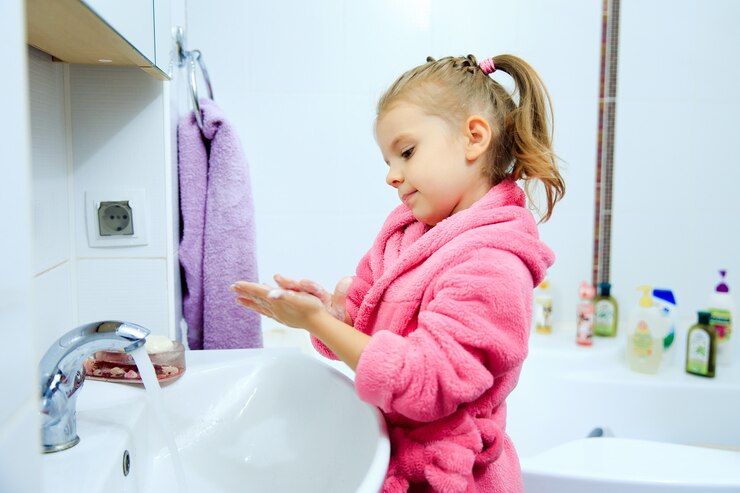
left=377, top=54, right=565, bottom=222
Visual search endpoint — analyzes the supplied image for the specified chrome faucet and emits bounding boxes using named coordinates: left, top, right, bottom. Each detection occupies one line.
left=39, top=321, right=150, bottom=453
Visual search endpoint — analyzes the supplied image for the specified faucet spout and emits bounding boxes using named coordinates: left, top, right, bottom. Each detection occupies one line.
left=39, top=321, right=150, bottom=453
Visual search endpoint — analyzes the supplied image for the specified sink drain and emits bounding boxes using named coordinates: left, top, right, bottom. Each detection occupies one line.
left=122, top=450, right=131, bottom=476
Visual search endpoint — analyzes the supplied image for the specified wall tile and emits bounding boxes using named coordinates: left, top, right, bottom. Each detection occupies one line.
left=619, top=0, right=699, bottom=102
left=0, top=283, right=35, bottom=426
left=76, top=258, right=170, bottom=337
left=27, top=48, right=70, bottom=275
left=0, top=0, right=37, bottom=485
left=342, top=0, right=432, bottom=93
left=255, top=211, right=387, bottom=291
left=32, top=263, right=76, bottom=361
left=69, top=65, right=168, bottom=259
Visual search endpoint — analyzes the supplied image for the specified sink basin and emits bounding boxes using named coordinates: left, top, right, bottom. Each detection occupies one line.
left=42, top=348, right=389, bottom=493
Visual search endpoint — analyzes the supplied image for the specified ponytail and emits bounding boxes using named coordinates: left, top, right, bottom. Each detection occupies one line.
left=491, top=55, right=565, bottom=223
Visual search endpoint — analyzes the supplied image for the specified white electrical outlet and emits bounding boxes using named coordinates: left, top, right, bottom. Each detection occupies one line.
left=86, top=189, right=149, bottom=247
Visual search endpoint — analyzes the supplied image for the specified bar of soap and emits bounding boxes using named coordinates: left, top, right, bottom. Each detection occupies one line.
left=144, top=334, right=176, bottom=353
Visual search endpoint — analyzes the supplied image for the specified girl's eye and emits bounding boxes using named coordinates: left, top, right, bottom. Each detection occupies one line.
left=401, top=146, right=415, bottom=159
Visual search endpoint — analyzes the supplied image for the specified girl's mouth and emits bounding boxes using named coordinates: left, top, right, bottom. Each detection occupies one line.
left=401, top=191, right=416, bottom=205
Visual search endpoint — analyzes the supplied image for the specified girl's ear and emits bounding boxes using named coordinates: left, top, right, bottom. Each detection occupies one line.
left=463, top=115, right=492, bottom=162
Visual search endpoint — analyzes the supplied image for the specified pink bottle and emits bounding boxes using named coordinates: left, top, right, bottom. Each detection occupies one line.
left=576, top=281, right=596, bottom=346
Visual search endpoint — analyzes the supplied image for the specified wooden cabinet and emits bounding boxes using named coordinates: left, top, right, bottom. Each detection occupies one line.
left=26, top=0, right=172, bottom=80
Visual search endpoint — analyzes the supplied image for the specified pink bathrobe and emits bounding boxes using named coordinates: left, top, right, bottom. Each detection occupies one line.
left=313, top=180, right=554, bottom=492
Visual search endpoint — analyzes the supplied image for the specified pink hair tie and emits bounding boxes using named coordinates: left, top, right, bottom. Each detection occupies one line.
left=479, top=58, right=496, bottom=75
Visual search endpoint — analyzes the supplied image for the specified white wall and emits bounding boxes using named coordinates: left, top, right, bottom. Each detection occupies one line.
left=26, top=50, right=177, bottom=359
left=610, top=0, right=740, bottom=321
left=1, top=1, right=186, bottom=486
left=0, top=1, right=42, bottom=490
left=185, top=0, right=602, bottom=329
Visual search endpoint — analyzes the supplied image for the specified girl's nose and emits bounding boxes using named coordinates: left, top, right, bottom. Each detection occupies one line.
left=386, top=164, right=403, bottom=188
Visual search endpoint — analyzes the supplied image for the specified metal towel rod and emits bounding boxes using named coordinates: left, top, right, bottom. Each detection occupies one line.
left=174, top=26, right=214, bottom=132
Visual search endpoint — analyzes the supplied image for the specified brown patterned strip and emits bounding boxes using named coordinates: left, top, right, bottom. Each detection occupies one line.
left=592, top=0, right=620, bottom=287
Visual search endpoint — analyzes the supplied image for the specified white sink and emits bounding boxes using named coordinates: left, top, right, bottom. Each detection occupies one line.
left=42, top=348, right=389, bottom=493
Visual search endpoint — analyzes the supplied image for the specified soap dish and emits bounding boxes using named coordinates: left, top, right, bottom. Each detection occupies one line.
left=84, top=337, right=185, bottom=383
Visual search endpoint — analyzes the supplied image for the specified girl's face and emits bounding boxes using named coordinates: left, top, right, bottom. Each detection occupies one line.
left=376, top=102, right=490, bottom=226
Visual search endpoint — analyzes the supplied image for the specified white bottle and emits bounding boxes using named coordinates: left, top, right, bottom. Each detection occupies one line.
left=534, top=279, right=553, bottom=334
left=708, top=270, right=735, bottom=366
left=652, top=289, right=677, bottom=366
left=626, top=286, right=665, bottom=374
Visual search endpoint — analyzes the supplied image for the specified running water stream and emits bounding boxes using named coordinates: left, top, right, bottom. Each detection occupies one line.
left=130, top=347, right=189, bottom=493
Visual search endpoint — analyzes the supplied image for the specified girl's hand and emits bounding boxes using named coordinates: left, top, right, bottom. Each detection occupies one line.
left=273, top=274, right=352, bottom=324
left=231, top=281, right=325, bottom=329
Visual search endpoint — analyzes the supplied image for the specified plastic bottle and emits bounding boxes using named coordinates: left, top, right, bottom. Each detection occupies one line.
left=626, top=286, right=665, bottom=374
left=685, top=311, right=716, bottom=378
left=707, top=270, right=735, bottom=366
left=576, top=281, right=595, bottom=346
left=653, top=289, right=677, bottom=365
left=534, top=279, right=553, bottom=334
left=593, top=282, right=618, bottom=337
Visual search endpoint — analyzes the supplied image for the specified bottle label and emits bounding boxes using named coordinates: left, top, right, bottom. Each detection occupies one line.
left=632, top=321, right=654, bottom=357
left=708, top=308, right=732, bottom=362
left=687, top=329, right=711, bottom=375
left=708, top=308, right=732, bottom=343
left=594, top=300, right=615, bottom=336
left=576, top=302, right=594, bottom=345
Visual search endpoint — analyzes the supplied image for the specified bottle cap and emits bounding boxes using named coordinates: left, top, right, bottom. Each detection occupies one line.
left=697, top=311, right=711, bottom=325
left=653, top=289, right=676, bottom=306
left=598, top=282, right=611, bottom=296
left=637, top=285, right=653, bottom=308
left=716, top=270, right=729, bottom=293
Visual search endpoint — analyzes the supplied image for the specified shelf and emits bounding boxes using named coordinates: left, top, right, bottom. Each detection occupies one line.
left=26, top=0, right=169, bottom=80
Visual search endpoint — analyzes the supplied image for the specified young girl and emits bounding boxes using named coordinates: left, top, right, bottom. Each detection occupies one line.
left=232, top=54, right=564, bottom=493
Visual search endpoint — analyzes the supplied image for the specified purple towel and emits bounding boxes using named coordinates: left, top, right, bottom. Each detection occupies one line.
left=178, top=98, right=262, bottom=349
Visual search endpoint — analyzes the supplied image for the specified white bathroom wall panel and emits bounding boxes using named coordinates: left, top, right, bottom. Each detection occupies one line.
left=26, top=50, right=79, bottom=359
left=69, top=64, right=168, bottom=259
left=0, top=0, right=41, bottom=489
left=32, top=263, right=76, bottom=360
left=167, top=0, right=190, bottom=338
left=186, top=0, right=601, bottom=321
left=0, top=405, right=42, bottom=493
left=28, top=49, right=71, bottom=276
left=76, top=258, right=170, bottom=336
left=612, top=0, right=740, bottom=317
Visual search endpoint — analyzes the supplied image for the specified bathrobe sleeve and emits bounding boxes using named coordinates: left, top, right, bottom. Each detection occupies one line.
left=354, top=248, right=533, bottom=423
left=310, top=250, right=374, bottom=360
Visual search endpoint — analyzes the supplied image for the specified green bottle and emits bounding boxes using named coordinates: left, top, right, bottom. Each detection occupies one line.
left=686, top=311, right=716, bottom=378
left=594, top=282, right=619, bottom=337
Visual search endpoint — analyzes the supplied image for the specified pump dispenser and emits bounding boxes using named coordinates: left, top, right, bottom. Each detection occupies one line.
left=626, top=286, right=665, bottom=374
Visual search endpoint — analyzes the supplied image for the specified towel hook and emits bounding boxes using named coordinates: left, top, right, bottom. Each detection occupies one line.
left=174, top=27, right=214, bottom=132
